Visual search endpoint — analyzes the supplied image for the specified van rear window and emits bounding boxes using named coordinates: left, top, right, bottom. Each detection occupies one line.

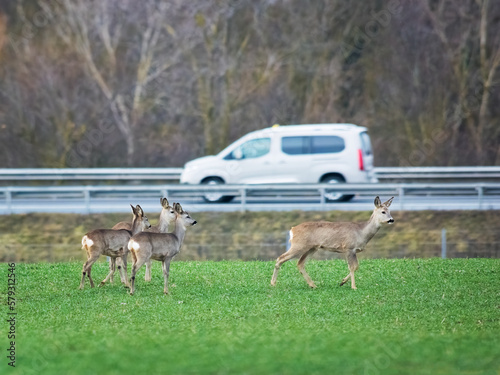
left=360, top=132, right=372, bottom=156
left=281, top=136, right=345, bottom=155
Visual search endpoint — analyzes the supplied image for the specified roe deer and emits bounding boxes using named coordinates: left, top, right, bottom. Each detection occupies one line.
left=112, top=198, right=176, bottom=283
left=271, top=196, right=394, bottom=289
left=80, top=205, right=151, bottom=289
left=128, top=203, right=197, bottom=295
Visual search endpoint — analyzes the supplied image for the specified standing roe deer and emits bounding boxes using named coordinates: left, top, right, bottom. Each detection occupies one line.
left=80, top=204, right=151, bottom=289
left=271, top=196, right=394, bottom=289
left=112, top=198, right=176, bottom=283
left=128, top=203, right=197, bottom=295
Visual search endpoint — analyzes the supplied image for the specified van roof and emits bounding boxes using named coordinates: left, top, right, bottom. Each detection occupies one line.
left=253, top=123, right=367, bottom=135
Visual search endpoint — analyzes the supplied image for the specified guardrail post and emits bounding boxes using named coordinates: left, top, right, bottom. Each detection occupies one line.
left=476, top=186, right=484, bottom=210
left=5, top=189, right=12, bottom=215
left=240, top=188, right=247, bottom=213
left=441, top=228, right=447, bottom=259
left=398, top=186, right=405, bottom=210
left=319, top=187, right=326, bottom=210
left=83, top=188, right=91, bottom=214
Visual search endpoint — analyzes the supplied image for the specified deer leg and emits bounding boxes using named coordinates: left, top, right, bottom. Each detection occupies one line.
left=145, top=259, right=153, bottom=282
left=116, top=257, right=127, bottom=284
left=80, top=254, right=99, bottom=289
left=109, top=258, right=115, bottom=284
left=297, top=249, right=317, bottom=288
left=340, top=251, right=359, bottom=289
left=121, top=255, right=129, bottom=288
left=87, top=266, right=95, bottom=288
left=271, top=246, right=304, bottom=286
left=116, top=257, right=126, bottom=285
left=129, top=256, right=147, bottom=296
left=162, top=259, right=172, bottom=295
left=339, top=273, right=350, bottom=287
left=99, top=257, right=116, bottom=287
left=80, top=263, right=87, bottom=290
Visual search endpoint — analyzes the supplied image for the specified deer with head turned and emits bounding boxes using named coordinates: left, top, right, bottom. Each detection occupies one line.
left=112, top=198, right=176, bottom=283
left=80, top=204, right=151, bottom=289
left=271, top=196, right=394, bottom=290
left=128, top=202, right=197, bottom=295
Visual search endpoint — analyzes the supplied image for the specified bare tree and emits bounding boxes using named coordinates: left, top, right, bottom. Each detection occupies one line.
left=420, top=0, right=500, bottom=164
left=42, top=0, right=184, bottom=166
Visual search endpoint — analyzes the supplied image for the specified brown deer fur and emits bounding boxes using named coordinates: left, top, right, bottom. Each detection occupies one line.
left=271, top=196, right=394, bottom=289
left=112, top=198, right=176, bottom=283
left=79, top=205, right=150, bottom=289
left=128, top=203, right=197, bottom=295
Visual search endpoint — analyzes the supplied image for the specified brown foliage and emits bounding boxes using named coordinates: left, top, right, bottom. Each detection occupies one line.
left=0, top=0, right=499, bottom=168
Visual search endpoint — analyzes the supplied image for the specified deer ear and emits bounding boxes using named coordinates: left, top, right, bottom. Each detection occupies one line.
left=374, top=196, right=381, bottom=207
left=175, top=203, right=183, bottom=213
left=383, top=197, right=394, bottom=207
left=161, top=197, right=169, bottom=208
left=136, top=205, right=144, bottom=217
left=130, top=204, right=136, bottom=214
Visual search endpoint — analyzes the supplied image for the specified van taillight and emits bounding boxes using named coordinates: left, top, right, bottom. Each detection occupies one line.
left=358, top=149, right=364, bottom=171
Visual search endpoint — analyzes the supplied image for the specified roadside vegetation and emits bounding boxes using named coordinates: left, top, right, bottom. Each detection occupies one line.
left=1, top=210, right=499, bottom=262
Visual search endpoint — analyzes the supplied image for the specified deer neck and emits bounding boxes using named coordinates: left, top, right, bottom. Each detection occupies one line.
left=130, top=217, right=142, bottom=236
left=156, top=211, right=170, bottom=233
left=172, top=219, right=187, bottom=247
left=361, top=213, right=382, bottom=244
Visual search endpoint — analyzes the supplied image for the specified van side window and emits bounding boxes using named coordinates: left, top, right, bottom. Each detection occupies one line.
left=360, top=132, right=372, bottom=156
left=224, top=138, right=271, bottom=160
left=282, top=136, right=345, bottom=155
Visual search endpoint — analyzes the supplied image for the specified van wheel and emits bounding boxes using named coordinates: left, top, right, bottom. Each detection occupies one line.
left=201, top=178, right=235, bottom=203
left=321, top=175, right=354, bottom=202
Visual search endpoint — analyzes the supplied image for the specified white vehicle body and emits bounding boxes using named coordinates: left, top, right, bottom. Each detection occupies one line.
left=181, top=124, right=378, bottom=186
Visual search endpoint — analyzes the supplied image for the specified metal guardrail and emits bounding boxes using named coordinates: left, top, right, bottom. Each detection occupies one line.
left=0, top=168, right=183, bottom=181
left=1, top=182, right=499, bottom=214
left=0, top=166, right=500, bottom=182
left=374, top=166, right=500, bottom=180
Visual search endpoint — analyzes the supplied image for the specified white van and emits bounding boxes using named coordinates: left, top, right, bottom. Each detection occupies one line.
left=180, top=123, right=377, bottom=202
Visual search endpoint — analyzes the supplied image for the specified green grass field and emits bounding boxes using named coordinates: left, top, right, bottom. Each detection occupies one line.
left=2, top=259, right=499, bottom=375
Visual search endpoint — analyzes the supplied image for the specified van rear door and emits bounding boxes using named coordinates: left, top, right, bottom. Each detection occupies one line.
left=359, top=131, right=376, bottom=181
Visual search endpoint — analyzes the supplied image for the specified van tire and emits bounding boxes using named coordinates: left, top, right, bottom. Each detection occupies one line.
left=320, top=175, right=354, bottom=202
left=201, top=177, right=235, bottom=203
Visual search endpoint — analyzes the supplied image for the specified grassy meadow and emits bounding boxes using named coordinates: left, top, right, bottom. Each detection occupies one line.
left=2, top=258, right=499, bottom=375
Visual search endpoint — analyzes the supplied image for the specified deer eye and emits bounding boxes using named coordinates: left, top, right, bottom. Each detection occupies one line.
left=382, top=211, right=386, bottom=214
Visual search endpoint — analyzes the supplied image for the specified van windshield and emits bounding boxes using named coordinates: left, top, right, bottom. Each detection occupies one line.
left=224, top=138, right=271, bottom=160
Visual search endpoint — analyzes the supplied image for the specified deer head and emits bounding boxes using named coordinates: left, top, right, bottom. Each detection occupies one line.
left=174, top=203, right=197, bottom=228
left=373, top=196, right=394, bottom=225
left=159, top=197, right=177, bottom=224
left=131, top=204, right=151, bottom=230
